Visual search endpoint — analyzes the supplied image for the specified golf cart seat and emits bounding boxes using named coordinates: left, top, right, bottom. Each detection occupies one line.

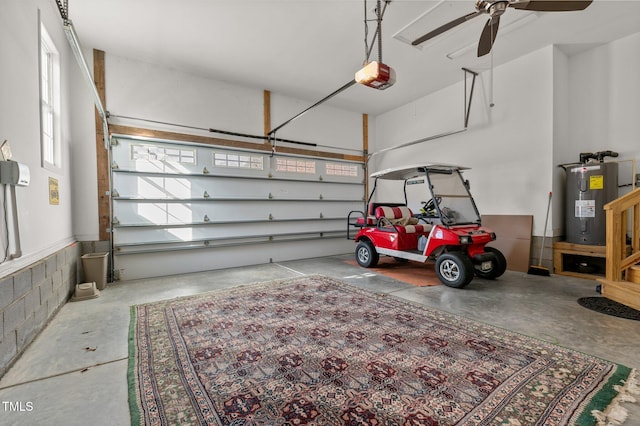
left=353, top=202, right=406, bottom=227
left=375, top=206, right=430, bottom=234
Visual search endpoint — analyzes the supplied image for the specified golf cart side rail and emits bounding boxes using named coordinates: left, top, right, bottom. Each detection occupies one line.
left=347, top=210, right=365, bottom=240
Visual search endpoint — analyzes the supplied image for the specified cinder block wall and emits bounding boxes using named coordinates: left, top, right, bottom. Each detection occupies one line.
left=0, top=242, right=81, bottom=378
left=529, top=236, right=562, bottom=272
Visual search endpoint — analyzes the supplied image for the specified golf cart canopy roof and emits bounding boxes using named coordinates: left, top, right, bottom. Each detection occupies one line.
left=370, top=164, right=470, bottom=181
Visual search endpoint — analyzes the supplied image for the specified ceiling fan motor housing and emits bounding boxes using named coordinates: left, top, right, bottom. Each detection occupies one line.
left=355, top=61, right=396, bottom=90
left=478, top=0, right=508, bottom=16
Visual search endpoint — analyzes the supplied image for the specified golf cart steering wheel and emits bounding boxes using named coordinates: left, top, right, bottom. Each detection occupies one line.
left=421, top=197, right=442, bottom=217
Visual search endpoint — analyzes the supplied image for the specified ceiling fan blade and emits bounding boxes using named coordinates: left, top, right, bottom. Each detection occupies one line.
left=510, top=0, right=593, bottom=12
left=477, top=16, right=500, bottom=57
left=411, top=11, right=482, bottom=46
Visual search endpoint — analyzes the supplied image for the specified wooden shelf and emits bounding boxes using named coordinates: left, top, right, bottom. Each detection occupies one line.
left=553, top=242, right=606, bottom=279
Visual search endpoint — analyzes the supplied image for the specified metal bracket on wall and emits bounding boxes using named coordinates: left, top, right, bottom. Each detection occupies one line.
left=462, top=67, right=478, bottom=129
left=368, top=68, right=478, bottom=159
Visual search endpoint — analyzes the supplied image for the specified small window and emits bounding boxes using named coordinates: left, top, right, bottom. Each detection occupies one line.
left=132, top=144, right=196, bottom=164
left=275, top=158, right=316, bottom=175
left=213, top=152, right=264, bottom=170
left=39, top=21, right=61, bottom=170
left=326, top=163, right=358, bottom=177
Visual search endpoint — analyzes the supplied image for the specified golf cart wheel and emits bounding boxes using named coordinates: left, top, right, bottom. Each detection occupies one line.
left=355, top=240, right=379, bottom=268
left=435, top=252, right=474, bottom=288
left=474, top=247, right=507, bottom=280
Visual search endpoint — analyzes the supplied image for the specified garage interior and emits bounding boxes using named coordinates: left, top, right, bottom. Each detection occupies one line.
left=1, top=0, right=640, bottom=424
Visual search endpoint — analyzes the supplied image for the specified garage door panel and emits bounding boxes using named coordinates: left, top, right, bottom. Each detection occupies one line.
left=113, top=173, right=363, bottom=201
left=113, top=200, right=362, bottom=225
left=110, top=134, right=364, bottom=280
left=114, top=219, right=347, bottom=245
left=115, top=238, right=355, bottom=281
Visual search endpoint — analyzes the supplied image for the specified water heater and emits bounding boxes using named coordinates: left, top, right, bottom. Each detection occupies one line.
left=561, top=151, right=618, bottom=245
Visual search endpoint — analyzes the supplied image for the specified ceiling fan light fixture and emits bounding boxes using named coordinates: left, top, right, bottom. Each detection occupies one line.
left=355, top=61, right=396, bottom=90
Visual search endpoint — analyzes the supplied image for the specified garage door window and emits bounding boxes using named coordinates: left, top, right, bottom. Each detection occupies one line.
left=214, top=152, right=264, bottom=170
left=276, top=158, right=315, bottom=174
left=326, top=163, right=358, bottom=177
left=132, top=144, right=196, bottom=164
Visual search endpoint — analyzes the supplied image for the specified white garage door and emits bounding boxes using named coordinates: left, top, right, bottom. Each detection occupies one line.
left=110, top=134, right=364, bottom=280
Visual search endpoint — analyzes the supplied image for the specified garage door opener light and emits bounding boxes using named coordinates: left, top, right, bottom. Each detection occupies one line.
left=355, top=61, right=396, bottom=90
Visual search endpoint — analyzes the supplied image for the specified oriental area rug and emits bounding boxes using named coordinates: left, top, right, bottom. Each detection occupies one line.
left=128, top=275, right=638, bottom=425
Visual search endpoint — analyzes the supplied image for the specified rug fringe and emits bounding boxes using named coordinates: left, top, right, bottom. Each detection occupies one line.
left=592, top=369, right=639, bottom=426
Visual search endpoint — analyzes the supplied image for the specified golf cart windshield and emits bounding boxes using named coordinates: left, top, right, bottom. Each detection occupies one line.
left=427, top=170, right=480, bottom=226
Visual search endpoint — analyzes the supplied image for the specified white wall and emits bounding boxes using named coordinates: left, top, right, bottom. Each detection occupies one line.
left=373, top=47, right=555, bottom=236
left=568, top=31, right=640, bottom=192
left=552, top=47, right=571, bottom=237
left=104, top=55, right=264, bottom=137
left=0, top=0, right=76, bottom=276
left=69, top=48, right=100, bottom=241
left=100, top=53, right=363, bottom=154
left=561, top=32, right=640, bottom=241
left=270, top=92, right=363, bottom=153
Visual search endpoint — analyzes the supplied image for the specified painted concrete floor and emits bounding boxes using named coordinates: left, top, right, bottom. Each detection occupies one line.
left=1, top=254, right=639, bottom=425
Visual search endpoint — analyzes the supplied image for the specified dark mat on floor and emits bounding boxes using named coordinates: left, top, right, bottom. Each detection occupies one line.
left=577, top=297, right=640, bottom=321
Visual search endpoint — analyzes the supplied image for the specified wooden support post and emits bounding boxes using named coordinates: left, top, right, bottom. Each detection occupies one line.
left=634, top=203, right=640, bottom=253
left=362, top=114, right=368, bottom=154
left=362, top=114, right=369, bottom=202
left=93, top=49, right=109, bottom=241
left=263, top=90, right=271, bottom=139
left=605, top=208, right=623, bottom=281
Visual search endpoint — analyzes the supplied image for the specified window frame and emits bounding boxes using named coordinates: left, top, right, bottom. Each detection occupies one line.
left=39, top=19, right=61, bottom=171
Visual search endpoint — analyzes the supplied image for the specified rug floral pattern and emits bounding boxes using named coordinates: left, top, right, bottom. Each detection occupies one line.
left=129, top=275, right=633, bottom=425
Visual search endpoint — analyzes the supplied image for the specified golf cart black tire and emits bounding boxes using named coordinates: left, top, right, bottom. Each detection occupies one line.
left=474, top=247, right=507, bottom=280
left=355, top=240, right=379, bottom=268
left=435, top=252, right=474, bottom=288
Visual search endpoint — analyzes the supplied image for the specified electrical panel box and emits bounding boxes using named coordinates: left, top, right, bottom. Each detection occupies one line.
left=0, top=161, right=30, bottom=186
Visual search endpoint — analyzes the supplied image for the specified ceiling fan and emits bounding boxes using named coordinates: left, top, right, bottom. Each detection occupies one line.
left=411, top=0, right=593, bottom=57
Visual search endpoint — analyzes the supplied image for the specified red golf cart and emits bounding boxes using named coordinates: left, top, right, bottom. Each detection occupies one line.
left=348, top=164, right=506, bottom=288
